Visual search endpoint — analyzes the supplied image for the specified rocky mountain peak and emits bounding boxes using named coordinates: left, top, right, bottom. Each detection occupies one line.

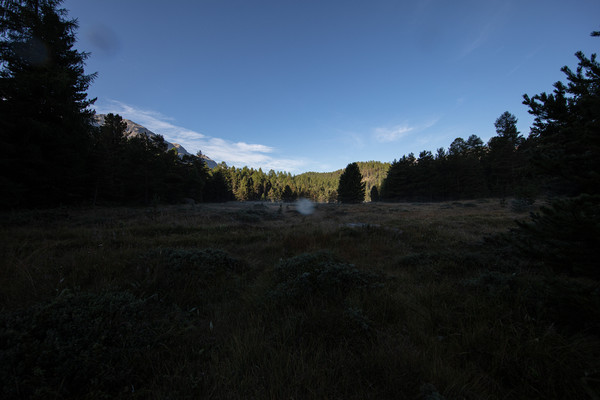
left=94, top=114, right=218, bottom=168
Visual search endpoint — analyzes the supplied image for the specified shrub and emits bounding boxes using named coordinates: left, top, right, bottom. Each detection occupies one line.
left=268, top=251, right=385, bottom=307
left=263, top=252, right=386, bottom=348
left=501, top=195, right=600, bottom=278
left=136, top=248, right=248, bottom=309
left=0, top=290, right=194, bottom=399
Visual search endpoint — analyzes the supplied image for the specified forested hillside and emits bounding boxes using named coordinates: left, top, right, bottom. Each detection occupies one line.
left=211, top=161, right=390, bottom=203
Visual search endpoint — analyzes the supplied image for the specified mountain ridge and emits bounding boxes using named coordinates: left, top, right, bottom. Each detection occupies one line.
left=93, top=114, right=218, bottom=168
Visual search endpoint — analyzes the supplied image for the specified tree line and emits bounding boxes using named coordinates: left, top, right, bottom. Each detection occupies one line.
left=1, top=0, right=598, bottom=210
left=208, top=160, right=389, bottom=203
left=376, top=111, right=534, bottom=202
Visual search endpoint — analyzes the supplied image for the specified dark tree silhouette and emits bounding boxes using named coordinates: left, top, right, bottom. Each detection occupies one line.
left=0, top=0, right=97, bottom=207
left=502, top=30, right=600, bottom=278
left=523, top=32, right=600, bottom=195
left=370, top=185, right=379, bottom=202
left=92, top=113, right=127, bottom=203
left=337, top=162, right=365, bottom=203
left=486, top=112, right=525, bottom=196
left=281, top=184, right=295, bottom=202
left=204, top=169, right=234, bottom=202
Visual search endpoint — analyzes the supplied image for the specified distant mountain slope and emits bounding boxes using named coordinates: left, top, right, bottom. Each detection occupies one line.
left=94, top=114, right=218, bottom=168
left=297, top=161, right=390, bottom=185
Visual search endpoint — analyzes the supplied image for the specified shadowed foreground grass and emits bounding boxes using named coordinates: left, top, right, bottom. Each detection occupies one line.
left=1, top=200, right=599, bottom=399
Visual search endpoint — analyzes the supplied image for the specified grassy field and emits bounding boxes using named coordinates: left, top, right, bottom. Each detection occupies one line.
left=1, top=200, right=599, bottom=399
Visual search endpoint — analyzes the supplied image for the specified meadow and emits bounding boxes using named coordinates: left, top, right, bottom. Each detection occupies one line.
left=1, top=200, right=599, bottom=399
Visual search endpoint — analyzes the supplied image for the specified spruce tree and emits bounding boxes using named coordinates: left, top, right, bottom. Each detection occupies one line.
left=0, top=0, right=96, bottom=207
left=337, top=162, right=365, bottom=203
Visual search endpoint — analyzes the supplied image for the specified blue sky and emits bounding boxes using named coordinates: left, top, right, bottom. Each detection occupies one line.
left=63, top=0, right=599, bottom=173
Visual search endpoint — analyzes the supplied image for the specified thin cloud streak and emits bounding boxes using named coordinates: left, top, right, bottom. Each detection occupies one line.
left=373, top=118, right=439, bottom=143
left=94, top=100, right=310, bottom=173
left=96, top=100, right=206, bottom=142
left=374, top=125, right=414, bottom=143
left=459, top=22, right=492, bottom=59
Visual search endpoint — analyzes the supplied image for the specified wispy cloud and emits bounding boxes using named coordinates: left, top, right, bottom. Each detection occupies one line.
left=507, top=46, right=544, bottom=77
left=459, top=22, right=492, bottom=59
left=96, top=100, right=206, bottom=142
left=374, top=124, right=414, bottom=143
left=457, top=2, right=511, bottom=60
left=95, top=100, right=309, bottom=173
left=373, top=118, right=438, bottom=143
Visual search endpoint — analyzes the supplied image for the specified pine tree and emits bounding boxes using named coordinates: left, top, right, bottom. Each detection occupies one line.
left=281, top=184, right=295, bottom=202
left=486, top=112, right=525, bottom=197
left=337, top=162, right=365, bottom=203
left=523, top=31, right=600, bottom=195
left=502, top=31, right=600, bottom=277
left=204, top=169, right=233, bottom=202
left=0, top=0, right=96, bottom=207
left=380, top=155, right=414, bottom=201
left=92, top=113, right=127, bottom=203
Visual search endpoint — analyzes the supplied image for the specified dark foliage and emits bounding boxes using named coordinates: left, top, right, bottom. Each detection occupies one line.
left=281, top=184, right=295, bottom=202
left=337, top=162, right=366, bottom=203
left=523, top=33, right=600, bottom=196
left=268, top=251, right=385, bottom=307
left=203, top=169, right=234, bottom=202
left=135, top=248, right=248, bottom=309
left=370, top=185, right=380, bottom=202
left=90, top=114, right=212, bottom=205
left=500, top=195, right=600, bottom=278
left=497, top=32, right=600, bottom=278
left=0, top=0, right=96, bottom=207
left=0, top=290, right=196, bottom=399
left=380, top=114, right=532, bottom=201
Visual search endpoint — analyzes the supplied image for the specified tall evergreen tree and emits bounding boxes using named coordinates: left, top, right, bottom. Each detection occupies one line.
left=523, top=31, right=600, bottom=195
left=281, top=184, right=295, bottom=202
left=486, top=112, right=525, bottom=196
left=380, top=154, right=415, bottom=201
left=337, top=162, right=365, bottom=203
left=501, top=31, right=600, bottom=278
left=204, top=169, right=233, bottom=202
left=92, top=113, right=126, bottom=203
left=0, top=0, right=96, bottom=207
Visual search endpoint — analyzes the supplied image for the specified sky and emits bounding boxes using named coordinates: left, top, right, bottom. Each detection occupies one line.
left=63, top=0, right=600, bottom=174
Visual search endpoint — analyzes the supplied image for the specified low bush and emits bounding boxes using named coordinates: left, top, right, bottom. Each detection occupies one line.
left=0, top=290, right=196, bottom=399
left=135, top=248, right=248, bottom=309
left=500, top=194, right=600, bottom=278
left=268, top=251, right=385, bottom=307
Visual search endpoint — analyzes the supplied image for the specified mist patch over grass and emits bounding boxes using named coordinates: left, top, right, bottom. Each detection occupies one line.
left=1, top=200, right=598, bottom=399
